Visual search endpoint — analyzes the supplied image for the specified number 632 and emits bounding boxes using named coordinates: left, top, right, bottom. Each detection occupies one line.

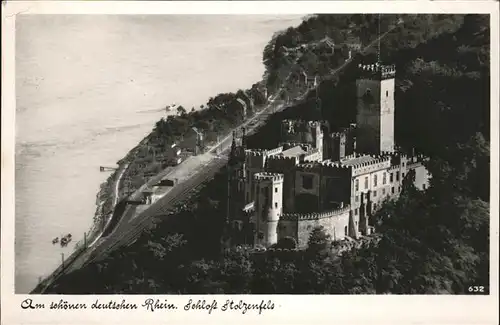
left=468, top=285, right=485, bottom=293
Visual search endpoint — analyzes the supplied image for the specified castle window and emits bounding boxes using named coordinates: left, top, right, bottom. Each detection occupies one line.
left=355, top=208, right=358, bottom=215
left=275, top=187, right=278, bottom=193
left=390, top=173, right=394, bottom=182
left=364, top=177, right=368, bottom=189
left=386, top=90, right=389, bottom=97
left=355, top=179, right=359, bottom=192
left=374, top=174, right=378, bottom=187
left=396, top=171, right=400, bottom=181
left=344, top=226, right=348, bottom=236
left=382, top=188, right=386, bottom=195
left=355, top=195, right=359, bottom=202
left=302, top=175, right=313, bottom=190
left=402, top=173, right=405, bottom=179
left=383, top=172, right=387, bottom=185
left=373, top=203, right=377, bottom=210
left=373, top=190, right=377, bottom=197
left=275, top=202, right=278, bottom=208
left=391, top=187, right=395, bottom=194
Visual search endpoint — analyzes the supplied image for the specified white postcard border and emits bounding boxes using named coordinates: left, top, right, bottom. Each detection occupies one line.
left=1, top=1, right=499, bottom=325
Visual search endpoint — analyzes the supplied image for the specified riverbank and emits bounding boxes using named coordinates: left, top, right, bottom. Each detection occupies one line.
left=30, top=159, right=130, bottom=294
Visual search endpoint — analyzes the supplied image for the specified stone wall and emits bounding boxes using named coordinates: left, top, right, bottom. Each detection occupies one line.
left=294, top=209, right=351, bottom=248
left=280, top=207, right=351, bottom=248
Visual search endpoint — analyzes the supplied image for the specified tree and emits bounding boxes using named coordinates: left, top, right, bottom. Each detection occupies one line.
left=306, top=226, right=331, bottom=258
left=177, top=105, right=187, bottom=116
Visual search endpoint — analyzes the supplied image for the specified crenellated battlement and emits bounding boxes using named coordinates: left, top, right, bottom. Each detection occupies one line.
left=330, top=125, right=356, bottom=138
left=267, top=146, right=284, bottom=156
left=281, top=119, right=327, bottom=131
left=243, top=201, right=255, bottom=213
left=245, top=149, right=268, bottom=157
left=281, top=205, right=351, bottom=221
left=359, top=63, right=396, bottom=73
left=378, top=151, right=401, bottom=158
left=296, top=161, right=321, bottom=170
left=319, top=160, right=352, bottom=169
left=254, top=172, right=284, bottom=182
left=330, top=131, right=348, bottom=138
left=266, top=154, right=299, bottom=164
left=358, top=62, right=396, bottom=80
left=281, top=142, right=312, bottom=151
left=303, top=148, right=322, bottom=163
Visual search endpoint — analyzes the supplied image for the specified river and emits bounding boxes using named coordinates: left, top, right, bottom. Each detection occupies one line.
left=15, top=14, right=303, bottom=293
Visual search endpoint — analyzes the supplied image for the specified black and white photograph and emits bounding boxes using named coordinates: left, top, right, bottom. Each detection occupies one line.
left=1, top=1, right=499, bottom=324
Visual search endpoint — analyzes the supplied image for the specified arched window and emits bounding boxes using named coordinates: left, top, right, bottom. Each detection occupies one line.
left=344, top=226, right=348, bottom=236
left=374, top=174, right=378, bottom=187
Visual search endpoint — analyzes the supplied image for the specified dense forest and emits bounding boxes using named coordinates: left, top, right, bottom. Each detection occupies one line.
left=46, top=14, right=490, bottom=295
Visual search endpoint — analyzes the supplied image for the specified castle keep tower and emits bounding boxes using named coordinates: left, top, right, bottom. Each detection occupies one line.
left=355, top=63, right=396, bottom=155
left=253, top=172, right=284, bottom=247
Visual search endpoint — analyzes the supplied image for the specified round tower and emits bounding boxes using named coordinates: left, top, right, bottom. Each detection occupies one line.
left=253, top=172, right=284, bottom=247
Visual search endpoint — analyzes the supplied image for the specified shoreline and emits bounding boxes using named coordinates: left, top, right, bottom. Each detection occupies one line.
left=30, top=135, right=149, bottom=294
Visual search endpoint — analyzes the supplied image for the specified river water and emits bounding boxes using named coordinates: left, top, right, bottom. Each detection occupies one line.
left=15, top=14, right=302, bottom=293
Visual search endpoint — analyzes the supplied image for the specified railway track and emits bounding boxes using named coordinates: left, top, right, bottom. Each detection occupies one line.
left=83, top=154, right=229, bottom=265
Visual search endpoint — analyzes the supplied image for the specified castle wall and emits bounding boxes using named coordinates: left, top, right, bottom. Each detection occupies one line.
left=294, top=170, right=321, bottom=212
left=278, top=220, right=298, bottom=242
left=351, top=161, right=392, bottom=211
left=292, top=209, right=351, bottom=248
left=320, top=166, right=352, bottom=210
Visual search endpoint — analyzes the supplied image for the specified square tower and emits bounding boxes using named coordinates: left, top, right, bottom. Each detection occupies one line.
left=355, top=63, right=396, bottom=155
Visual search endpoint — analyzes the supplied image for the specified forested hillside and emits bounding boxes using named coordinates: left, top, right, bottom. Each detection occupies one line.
left=46, top=14, right=490, bottom=295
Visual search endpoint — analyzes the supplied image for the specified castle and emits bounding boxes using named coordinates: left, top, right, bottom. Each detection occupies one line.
left=226, top=61, right=430, bottom=249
